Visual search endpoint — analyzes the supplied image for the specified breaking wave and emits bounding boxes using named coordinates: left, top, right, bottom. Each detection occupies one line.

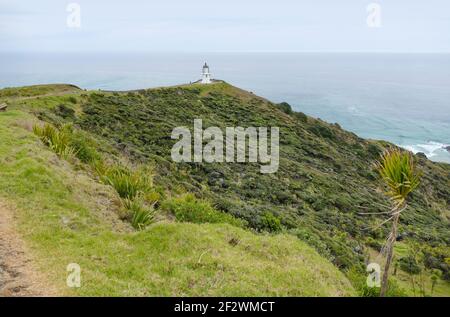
left=401, top=141, right=450, bottom=163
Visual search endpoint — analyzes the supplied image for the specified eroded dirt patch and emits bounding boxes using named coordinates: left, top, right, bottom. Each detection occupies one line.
left=0, top=200, right=57, bottom=296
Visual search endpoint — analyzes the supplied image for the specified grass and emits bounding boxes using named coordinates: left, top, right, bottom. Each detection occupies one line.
left=162, top=193, right=246, bottom=228
left=0, top=84, right=80, bottom=100
left=2, top=83, right=448, bottom=296
left=0, top=109, right=355, bottom=296
left=392, top=243, right=450, bottom=297
left=31, top=118, right=157, bottom=231
left=365, top=244, right=450, bottom=297
left=393, top=264, right=450, bottom=297
left=68, top=81, right=449, bottom=276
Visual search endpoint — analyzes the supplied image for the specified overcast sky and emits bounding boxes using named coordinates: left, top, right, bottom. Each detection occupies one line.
left=1, top=0, right=449, bottom=53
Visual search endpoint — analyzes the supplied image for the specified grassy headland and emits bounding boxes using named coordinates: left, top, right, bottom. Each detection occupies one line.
left=0, top=82, right=448, bottom=296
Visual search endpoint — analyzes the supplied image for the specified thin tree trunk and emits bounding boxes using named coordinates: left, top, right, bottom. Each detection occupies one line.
left=419, top=272, right=426, bottom=296
left=380, top=209, right=401, bottom=297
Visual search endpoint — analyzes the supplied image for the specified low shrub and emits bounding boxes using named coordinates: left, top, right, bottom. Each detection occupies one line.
left=101, top=165, right=153, bottom=200
left=422, top=247, right=450, bottom=281
left=366, top=237, right=383, bottom=252
left=143, top=191, right=161, bottom=205
left=292, top=228, right=333, bottom=260
left=69, top=131, right=101, bottom=164
left=34, top=122, right=103, bottom=164
left=399, top=256, right=421, bottom=275
left=347, top=267, right=407, bottom=297
left=294, top=111, right=308, bottom=123
left=122, top=198, right=156, bottom=230
left=276, top=102, right=293, bottom=114
left=308, top=122, right=334, bottom=139
left=67, top=96, right=77, bottom=104
left=55, top=104, right=76, bottom=119
left=163, top=194, right=245, bottom=227
left=368, top=143, right=381, bottom=158
left=259, top=212, right=282, bottom=233
left=33, top=123, right=77, bottom=160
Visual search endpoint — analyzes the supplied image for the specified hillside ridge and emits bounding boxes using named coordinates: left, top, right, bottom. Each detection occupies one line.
left=0, top=82, right=449, bottom=296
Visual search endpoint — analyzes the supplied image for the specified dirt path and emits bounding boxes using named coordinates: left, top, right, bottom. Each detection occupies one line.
left=0, top=200, right=57, bottom=296
left=9, top=90, right=82, bottom=102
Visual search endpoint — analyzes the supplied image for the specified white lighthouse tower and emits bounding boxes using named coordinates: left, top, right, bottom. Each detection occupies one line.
left=201, top=62, right=211, bottom=84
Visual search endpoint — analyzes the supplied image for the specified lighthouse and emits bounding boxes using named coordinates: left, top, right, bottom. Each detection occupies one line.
left=201, top=62, right=211, bottom=84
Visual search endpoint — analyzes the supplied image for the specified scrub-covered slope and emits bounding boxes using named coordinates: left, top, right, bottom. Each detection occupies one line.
left=0, top=89, right=355, bottom=296
left=1, top=82, right=449, bottom=296
left=71, top=83, right=448, bottom=267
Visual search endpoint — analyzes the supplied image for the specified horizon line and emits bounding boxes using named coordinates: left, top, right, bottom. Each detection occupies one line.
left=2, top=50, right=450, bottom=55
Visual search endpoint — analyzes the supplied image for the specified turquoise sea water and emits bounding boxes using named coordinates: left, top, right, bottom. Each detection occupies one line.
left=1, top=52, right=449, bottom=163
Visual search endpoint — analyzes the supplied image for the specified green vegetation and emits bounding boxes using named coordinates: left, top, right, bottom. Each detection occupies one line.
left=347, top=267, right=406, bottom=297
left=1, top=82, right=449, bottom=296
left=67, top=129, right=101, bottom=163
left=100, top=164, right=153, bottom=200
left=122, top=198, right=156, bottom=230
left=0, top=109, right=355, bottom=296
left=32, top=121, right=156, bottom=230
left=276, top=102, right=293, bottom=115
left=386, top=242, right=450, bottom=296
left=96, top=162, right=156, bottom=230
left=0, top=84, right=80, bottom=100
left=32, top=121, right=102, bottom=164
left=399, top=256, right=421, bottom=275
left=33, top=123, right=77, bottom=160
left=163, top=194, right=245, bottom=227
left=375, top=148, right=421, bottom=296
left=259, top=212, right=283, bottom=233
left=376, top=148, right=421, bottom=208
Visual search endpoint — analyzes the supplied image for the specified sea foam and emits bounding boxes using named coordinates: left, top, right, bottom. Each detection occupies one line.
left=402, top=141, right=450, bottom=162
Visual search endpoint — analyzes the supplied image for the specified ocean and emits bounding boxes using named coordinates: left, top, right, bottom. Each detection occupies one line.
left=1, top=52, right=449, bottom=163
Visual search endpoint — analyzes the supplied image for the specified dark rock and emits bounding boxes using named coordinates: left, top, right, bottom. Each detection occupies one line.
left=396, top=232, right=409, bottom=241
left=416, top=152, right=427, bottom=159
left=277, top=102, right=293, bottom=114
left=209, top=171, right=223, bottom=179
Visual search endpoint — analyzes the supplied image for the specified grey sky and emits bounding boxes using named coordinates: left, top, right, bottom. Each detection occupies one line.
left=1, top=0, right=449, bottom=53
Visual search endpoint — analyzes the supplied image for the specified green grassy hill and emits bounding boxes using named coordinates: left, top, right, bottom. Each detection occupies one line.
left=1, top=82, right=449, bottom=296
